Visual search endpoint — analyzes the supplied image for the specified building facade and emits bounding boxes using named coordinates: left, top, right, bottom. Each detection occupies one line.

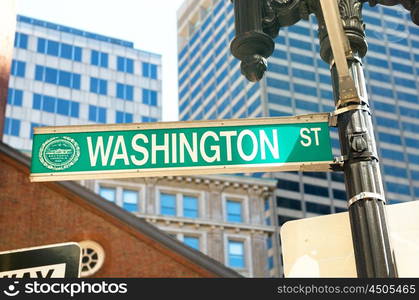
left=177, top=0, right=419, bottom=271
left=81, top=174, right=280, bottom=277
left=3, top=14, right=280, bottom=278
left=5, top=15, right=162, bottom=153
left=0, top=141, right=241, bottom=278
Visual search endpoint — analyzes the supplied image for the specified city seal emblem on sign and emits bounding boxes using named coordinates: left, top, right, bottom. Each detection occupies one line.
left=39, top=136, right=80, bottom=171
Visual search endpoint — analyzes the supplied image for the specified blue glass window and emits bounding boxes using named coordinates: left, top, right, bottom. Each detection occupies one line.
left=123, top=189, right=138, bottom=212
left=296, top=99, right=319, bottom=112
left=384, top=165, right=407, bottom=178
left=37, top=38, right=46, bottom=53
left=7, top=89, right=23, bottom=106
left=369, top=71, right=391, bottom=82
left=397, top=91, right=418, bottom=103
left=386, top=182, right=411, bottom=195
left=400, top=106, right=419, bottom=118
left=60, top=43, right=72, bottom=59
left=142, top=89, right=158, bottom=106
left=161, top=193, right=176, bottom=216
left=290, top=53, right=314, bottom=65
left=267, top=77, right=290, bottom=91
left=390, top=48, right=410, bottom=59
left=392, top=62, right=413, bottom=73
left=115, top=111, right=133, bottom=123
left=91, top=50, right=108, bottom=68
left=11, top=60, right=26, bottom=77
left=45, top=67, right=58, bottom=84
left=56, top=98, right=69, bottom=116
left=269, top=63, right=288, bottom=76
left=395, top=77, right=417, bottom=89
left=379, top=132, right=402, bottom=145
left=304, top=184, right=329, bottom=197
left=117, top=56, right=134, bottom=73
left=402, top=122, right=419, bottom=133
left=47, top=40, right=59, bottom=56
left=292, top=68, right=316, bottom=81
left=142, top=62, right=158, bottom=79
left=306, top=202, right=331, bottom=214
left=366, top=57, right=389, bottom=68
left=4, top=117, right=20, bottom=137
left=406, top=137, right=419, bottom=148
left=183, top=196, right=198, bottom=218
left=411, top=170, right=419, bottom=181
left=32, top=94, right=41, bottom=110
left=294, top=83, right=317, bottom=96
left=37, top=38, right=82, bottom=61
left=116, top=83, right=134, bottom=101
left=381, top=148, right=404, bottom=161
left=183, top=236, right=200, bottom=250
left=58, top=70, right=71, bottom=87
left=333, top=189, right=347, bottom=201
left=376, top=116, right=398, bottom=128
left=34, top=65, right=81, bottom=89
left=268, top=94, right=291, bottom=107
left=370, top=86, right=393, bottom=98
left=267, top=236, right=273, bottom=249
left=88, top=105, right=107, bottom=123
left=273, top=49, right=287, bottom=59
left=99, top=186, right=116, bottom=202
left=228, top=240, right=245, bottom=268
left=289, top=25, right=311, bottom=36
left=368, top=43, right=386, bottom=53
left=277, top=196, right=302, bottom=210
left=43, top=96, right=55, bottom=113
left=374, top=101, right=394, bottom=113
left=14, top=32, right=28, bottom=49
left=90, top=77, right=108, bottom=95
left=141, top=116, right=158, bottom=123
left=289, top=38, right=312, bottom=50
left=364, top=14, right=381, bottom=26
left=277, top=179, right=300, bottom=191
left=226, top=200, right=242, bottom=223
left=32, top=94, right=79, bottom=118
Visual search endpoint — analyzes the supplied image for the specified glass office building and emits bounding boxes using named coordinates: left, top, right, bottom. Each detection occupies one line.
left=5, top=15, right=162, bottom=153
left=177, top=0, right=419, bottom=273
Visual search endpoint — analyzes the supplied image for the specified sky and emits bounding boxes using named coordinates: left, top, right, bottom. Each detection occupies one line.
left=16, top=0, right=185, bottom=121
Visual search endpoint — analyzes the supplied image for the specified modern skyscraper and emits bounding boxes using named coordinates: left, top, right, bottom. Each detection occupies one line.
left=5, top=15, right=162, bottom=153
left=177, top=0, right=419, bottom=268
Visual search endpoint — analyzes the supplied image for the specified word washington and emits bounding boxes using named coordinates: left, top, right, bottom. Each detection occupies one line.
left=86, top=129, right=291, bottom=167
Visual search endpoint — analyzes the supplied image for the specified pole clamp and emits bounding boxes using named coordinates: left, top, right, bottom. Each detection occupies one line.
left=329, top=105, right=371, bottom=127
left=348, top=192, right=386, bottom=208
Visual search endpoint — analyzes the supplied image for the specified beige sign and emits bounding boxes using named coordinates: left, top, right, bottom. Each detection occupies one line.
left=281, top=201, right=419, bottom=277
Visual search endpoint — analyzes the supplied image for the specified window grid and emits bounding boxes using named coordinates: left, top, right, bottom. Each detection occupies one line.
left=37, top=37, right=82, bottom=61
left=32, top=93, right=79, bottom=118
left=4, top=117, right=20, bottom=137
left=88, top=105, right=107, bottom=123
left=117, top=56, right=134, bottom=73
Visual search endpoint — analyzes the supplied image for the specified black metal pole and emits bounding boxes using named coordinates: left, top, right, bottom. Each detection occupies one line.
left=331, top=58, right=397, bottom=277
left=317, top=0, right=398, bottom=277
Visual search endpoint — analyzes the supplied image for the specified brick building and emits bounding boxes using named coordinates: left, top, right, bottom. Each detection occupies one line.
left=0, top=141, right=240, bottom=277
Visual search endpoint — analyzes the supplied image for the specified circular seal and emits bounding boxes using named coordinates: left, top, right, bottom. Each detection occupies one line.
left=39, top=136, right=80, bottom=171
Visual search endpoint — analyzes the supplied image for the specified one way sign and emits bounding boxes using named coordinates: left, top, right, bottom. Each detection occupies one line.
left=0, top=242, right=81, bottom=278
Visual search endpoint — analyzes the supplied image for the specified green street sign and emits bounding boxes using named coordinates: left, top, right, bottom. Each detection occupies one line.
left=30, top=113, right=334, bottom=182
